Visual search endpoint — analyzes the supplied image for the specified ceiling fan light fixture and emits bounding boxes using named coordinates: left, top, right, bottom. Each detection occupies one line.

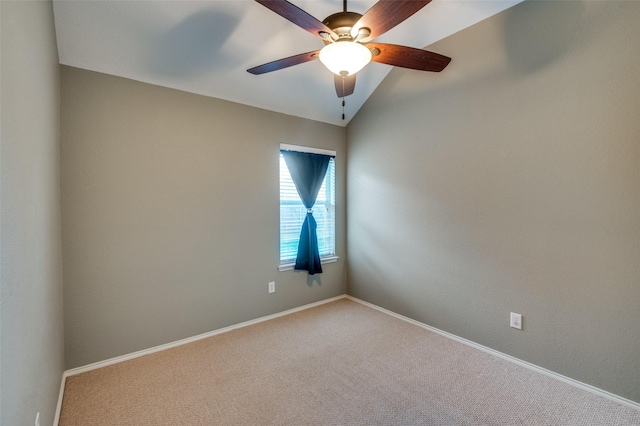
left=319, top=40, right=372, bottom=76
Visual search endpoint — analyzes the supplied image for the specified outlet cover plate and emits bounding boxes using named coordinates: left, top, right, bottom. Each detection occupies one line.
left=510, top=312, right=522, bottom=330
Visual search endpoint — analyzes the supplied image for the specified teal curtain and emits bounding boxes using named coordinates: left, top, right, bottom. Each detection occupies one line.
left=282, top=150, right=332, bottom=275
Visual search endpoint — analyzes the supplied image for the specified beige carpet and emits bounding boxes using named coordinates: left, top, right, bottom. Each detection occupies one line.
left=59, top=298, right=640, bottom=425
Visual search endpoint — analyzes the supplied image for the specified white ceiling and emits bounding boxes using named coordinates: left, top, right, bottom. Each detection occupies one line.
left=52, top=0, right=522, bottom=126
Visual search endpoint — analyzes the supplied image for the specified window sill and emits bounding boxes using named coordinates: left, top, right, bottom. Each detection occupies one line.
left=278, top=256, right=339, bottom=272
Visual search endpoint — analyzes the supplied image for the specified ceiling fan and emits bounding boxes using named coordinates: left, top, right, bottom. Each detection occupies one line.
left=247, top=0, right=451, bottom=101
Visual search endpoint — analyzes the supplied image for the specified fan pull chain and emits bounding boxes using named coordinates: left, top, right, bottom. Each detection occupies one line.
left=341, top=76, right=346, bottom=120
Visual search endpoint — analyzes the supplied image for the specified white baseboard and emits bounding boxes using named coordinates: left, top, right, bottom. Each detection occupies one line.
left=345, top=295, right=640, bottom=412
left=53, top=372, right=67, bottom=426
left=54, top=293, right=639, bottom=426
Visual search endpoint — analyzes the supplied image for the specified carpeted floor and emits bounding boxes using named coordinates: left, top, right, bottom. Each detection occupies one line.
left=59, top=298, right=640, bottom=425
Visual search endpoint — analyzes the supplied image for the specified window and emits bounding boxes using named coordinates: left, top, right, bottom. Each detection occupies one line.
left=279, top=145, right=336, bottom=270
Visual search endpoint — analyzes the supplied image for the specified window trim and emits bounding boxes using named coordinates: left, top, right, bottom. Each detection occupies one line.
left=280, top=143, right=335, bottom=157
left=278, top=256, right=339, bottom=272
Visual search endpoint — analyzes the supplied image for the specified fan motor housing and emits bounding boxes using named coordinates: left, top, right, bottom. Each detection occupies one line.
left=322, top=11, right=362, bottom=42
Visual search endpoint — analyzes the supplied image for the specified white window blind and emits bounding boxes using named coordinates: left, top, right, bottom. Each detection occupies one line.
left=279, top=150, right=336, bottom=265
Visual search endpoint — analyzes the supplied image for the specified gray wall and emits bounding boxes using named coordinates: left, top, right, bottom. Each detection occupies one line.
left=347, top=0, right=640, bottom=403
left=60, top=66, right=347, bottom=368
left=1, top=1, right=65, bottom=425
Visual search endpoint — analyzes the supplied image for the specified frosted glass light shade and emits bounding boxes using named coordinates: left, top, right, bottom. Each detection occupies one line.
left=319, top=41, right=372, bottom=76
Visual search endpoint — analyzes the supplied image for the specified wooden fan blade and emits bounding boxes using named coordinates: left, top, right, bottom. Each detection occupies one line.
left=255, top=0, right=337, bottom=40
left=247, top=50, right=320, bottom=75
left=334, top=74, right=356, bottom=97
left=352, top=1, right=431, bottom=42
left=368, top=43, right=451, bottom=72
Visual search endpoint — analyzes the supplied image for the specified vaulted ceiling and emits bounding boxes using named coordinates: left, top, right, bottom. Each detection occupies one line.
left=52, top=0, right=522, bottom=126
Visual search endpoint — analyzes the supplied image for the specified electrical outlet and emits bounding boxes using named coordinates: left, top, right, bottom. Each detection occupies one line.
left=510, top=312, right=522, bottom=330
left=268, top=281, right=275, bottom=294
left=35, top=412, right=40, bottom=426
